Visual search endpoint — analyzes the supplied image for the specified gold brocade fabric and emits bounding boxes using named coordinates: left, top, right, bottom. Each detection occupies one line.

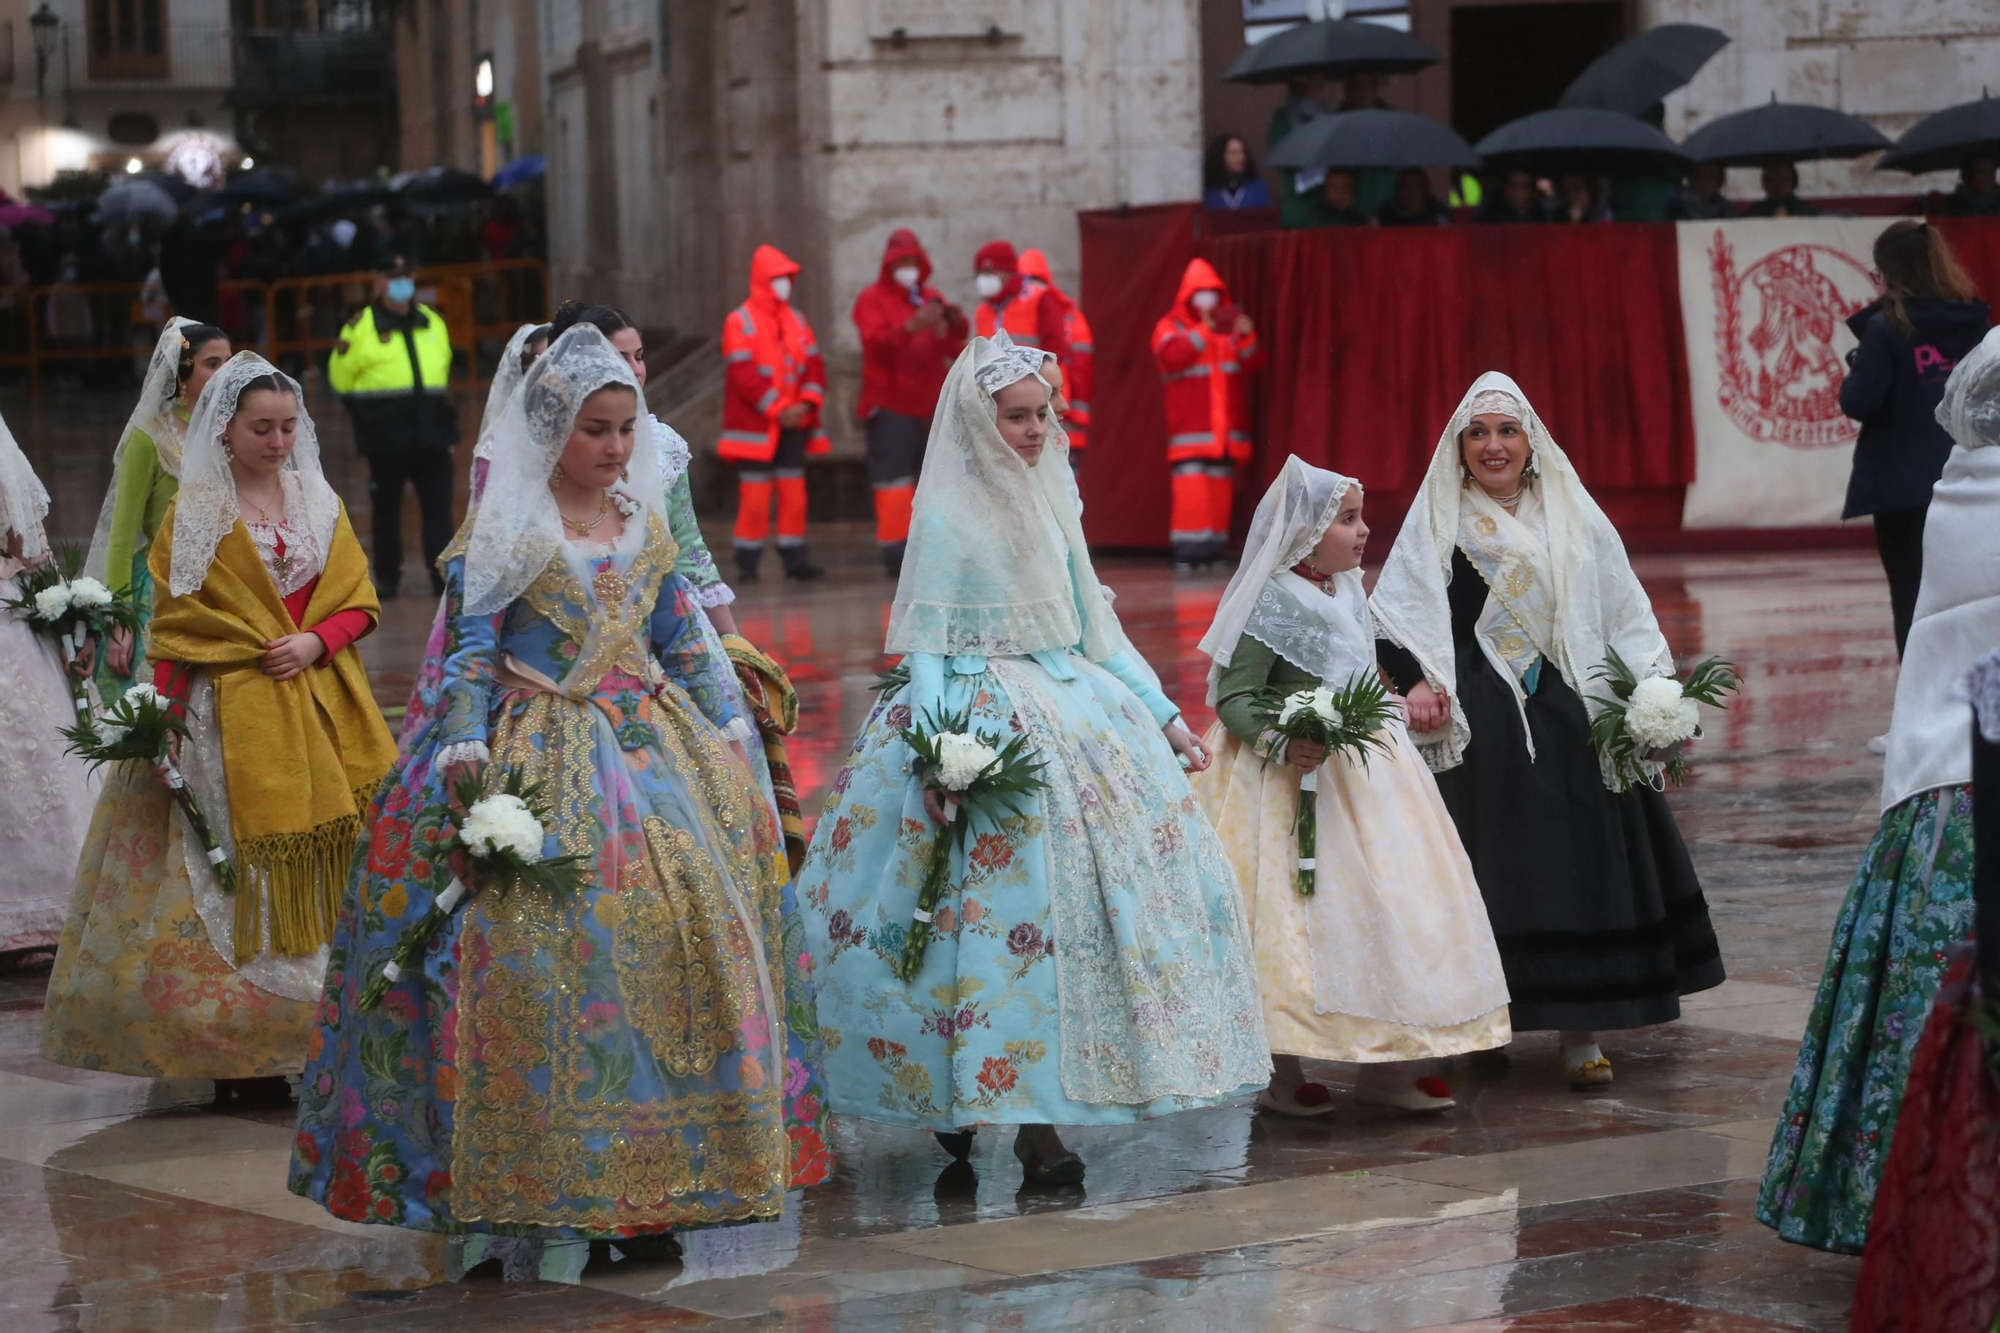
left=450, top=522, right=794, bottom=1232
left=145, top=502, right=395, bottom=960
left=1456, top=495, right=1558, bottom=692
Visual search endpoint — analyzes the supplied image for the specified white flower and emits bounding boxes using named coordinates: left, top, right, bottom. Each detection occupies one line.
left=459, top=793, right=547, bottom=863
left=32, top=584, right=71, bottom=621
left=66, top=577, right=113, bottom=608
left=97, top=722, right=130, bottom=748
left=609, top=486, right=641, bottom=518
left=1278, top=686, right=1340, bottom=729
left=122, top=683, right=164, bottom=711
left=935, top=732, right=999, bottom=791
left=1623, top=675, right=1700, bottom=750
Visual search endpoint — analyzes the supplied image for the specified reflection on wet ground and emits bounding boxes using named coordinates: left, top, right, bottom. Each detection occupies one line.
left=0, top=436, right=1894, bottom=1329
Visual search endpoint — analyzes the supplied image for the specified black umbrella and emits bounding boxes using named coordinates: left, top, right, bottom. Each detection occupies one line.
left=1559, top=24, right=1729, bottom=116
left=392, top=166, right=493, bottom=204
left=1224, top=18, right=1440, bottom=85
left=1682, top=96, right=1891, bottom=165
left=1475, top=108, right=1689, bottom=175
left=1878, top=91, right=2000, bottom=175
left=1266, top=109, right=1479, bottom=172
left=217, top=167, right=303, bottom=205
left=276, top=179, right=397, bottom=225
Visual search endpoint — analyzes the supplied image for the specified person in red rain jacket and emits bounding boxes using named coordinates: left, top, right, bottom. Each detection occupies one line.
left=718, top=244, right=829, bottom=582
left=972, top=241, right=1071, bottom=364
left=1018, top=248, right=1094, bottom=467
left=1152, top=257, right=1262, bottom=568
left=852, top=229, right=967, bottom=577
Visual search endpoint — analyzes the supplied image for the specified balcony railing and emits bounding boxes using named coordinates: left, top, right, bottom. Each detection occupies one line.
left=56, top=20, right=233, bottom=91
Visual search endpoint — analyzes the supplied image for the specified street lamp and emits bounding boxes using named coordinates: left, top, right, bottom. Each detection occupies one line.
left=30, top=4, right=59, bottom=100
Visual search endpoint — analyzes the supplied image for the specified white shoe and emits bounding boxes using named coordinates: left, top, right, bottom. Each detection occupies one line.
left=1354, top=1071, right=1456, bottom=1114
left=1866, top=733, right=1889, bottom=755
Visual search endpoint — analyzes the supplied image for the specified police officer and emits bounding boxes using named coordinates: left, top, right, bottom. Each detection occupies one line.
left=328, top=254, right=456, bottom=596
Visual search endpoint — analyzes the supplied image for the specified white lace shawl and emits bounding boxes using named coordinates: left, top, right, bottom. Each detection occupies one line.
left=169, top=354, right=340, bottom=598
left=471, top=322, right=543, bottom=463
left=1369, top=371, right=1673, bottom=788
left=886, top=332, right=1126, bottom=662
left=1885, top=328, right=2000, bottom=811
left=0, top=409, right=50, bottom=563
left=85, top=317, right=201, bottom=581
left=1199, top=455, right=1362, bottom=702
left=461, top=324, right=656, bottom=616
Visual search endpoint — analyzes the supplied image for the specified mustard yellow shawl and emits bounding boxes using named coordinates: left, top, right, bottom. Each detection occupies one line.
left=148, top=500, right=396, bottom=959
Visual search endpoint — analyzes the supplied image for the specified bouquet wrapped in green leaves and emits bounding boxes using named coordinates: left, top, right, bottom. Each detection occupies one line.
left=3, top=545, right=142, bottom=719
left=1587, top=648, right=1740, bottom=792
left=65, top=682, right=237, bottom=893
left=357, top=764, right=586, bottom=1012
left=1252, top=672, right=1398, bottom=897
left=892, top=706, right=1048, bottom=982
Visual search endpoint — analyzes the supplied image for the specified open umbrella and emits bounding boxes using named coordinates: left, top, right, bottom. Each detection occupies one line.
left=0, top=202, right=56, bottom=229
left=1559, top=24, right=1729, bottom=116
left=392, top=166, right=493, bottom=204
left=276, top=179, right=397, bottom=225
left=490, top=154, right=546, bottom=192
left=94, top=179, right=180, bottom=226
left=217, top=167, right=302, bottom=205
left=1475, top=107, right=1689, bottom=175
left=1266, top=108, right=1479, bottom=171
left=1224, top=18, right=1440, bottom=85
left=1878, top=91, right=2000, bottom=175
left=1682, top=97, right=1891, bottom=165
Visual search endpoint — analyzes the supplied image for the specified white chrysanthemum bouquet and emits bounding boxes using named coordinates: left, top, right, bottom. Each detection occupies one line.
left=65, top=681, right=237, bottom=893
left=2, top=545, right=142, bottom=718
left=1588, top=648, right=1741, bottom=791
left=892, top=705, right=1048, bottom=982
left=358, top=764, right=585, bottom=1012
left=1253, top=673, right=1398, bottom=896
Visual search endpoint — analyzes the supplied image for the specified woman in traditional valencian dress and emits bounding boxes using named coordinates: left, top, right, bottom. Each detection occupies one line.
left=84, top=318, right=230, bottom=702
left=1371, top=372, right=1724, bottom=1088
left=1194, top=458, right=1510, bottom=1117
left=0, top=411, right=99, bottom=962
left=42, top=355, right=396, bottom=1097
left=290, top=325, right=828, bottom=1257
left=801, top=333, right=1267, bottom=1186
left=1758, top=326, right=2000, bottom=1254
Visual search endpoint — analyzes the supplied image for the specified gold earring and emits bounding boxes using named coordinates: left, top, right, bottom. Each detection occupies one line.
left=549, top=462, right=564, bottom=490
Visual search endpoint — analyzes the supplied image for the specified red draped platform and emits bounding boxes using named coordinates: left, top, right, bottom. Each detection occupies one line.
left=1076, top=204, right=2000, bottom=552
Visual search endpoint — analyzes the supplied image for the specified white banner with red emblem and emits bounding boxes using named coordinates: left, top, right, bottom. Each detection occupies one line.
left=1678, top=217, right=1909, bottom=529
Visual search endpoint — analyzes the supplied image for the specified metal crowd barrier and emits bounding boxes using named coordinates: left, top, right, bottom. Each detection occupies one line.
left=0, top=259, right=548, bottom=391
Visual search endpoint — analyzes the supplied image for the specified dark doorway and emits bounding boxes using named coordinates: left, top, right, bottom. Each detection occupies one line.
left=1447, top=2, right=1626, bottom=145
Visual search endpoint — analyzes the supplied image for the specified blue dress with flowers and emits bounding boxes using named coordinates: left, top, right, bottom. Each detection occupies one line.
left=290, top=513, right=829, bottom=1238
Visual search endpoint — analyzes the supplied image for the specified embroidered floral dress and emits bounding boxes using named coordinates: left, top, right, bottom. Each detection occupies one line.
left=801, top=590, right=1268, bottom=1130
left=290, top=512, right=829, bottom=1238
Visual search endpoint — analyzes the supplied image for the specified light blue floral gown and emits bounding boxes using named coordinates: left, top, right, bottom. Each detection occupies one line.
left=800, top=531, right=1269, bottom=1131
left=291, top=511, right=831, bottom=1239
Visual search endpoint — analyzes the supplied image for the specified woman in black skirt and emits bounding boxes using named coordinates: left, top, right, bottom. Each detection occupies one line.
left=1371, top=372, right=1724, bottom=1088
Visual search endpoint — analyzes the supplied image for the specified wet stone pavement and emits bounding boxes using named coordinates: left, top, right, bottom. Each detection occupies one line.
left=1, top=417, right=1901, bottom=1331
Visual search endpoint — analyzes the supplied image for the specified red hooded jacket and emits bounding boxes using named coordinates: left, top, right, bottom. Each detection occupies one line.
left=851, top=229, right=967, bottom=423
left=1152, top=258, right=1262, bottom=464
left=1019, top=248, right=1093, bottom=448
left=972, top=240, right=1071, bottom=364
left=719, top=244, right=830, bottom=464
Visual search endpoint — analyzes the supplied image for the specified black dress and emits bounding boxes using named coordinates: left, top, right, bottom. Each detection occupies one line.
left=1377, top=548, right=1724, bottom=1031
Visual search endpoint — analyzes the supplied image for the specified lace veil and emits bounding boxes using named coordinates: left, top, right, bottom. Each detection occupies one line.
left=84, top=316, right=202, bottom=581
left=1198, top=456, right=1365, bottom=703
left=471, top=322, right=543, bottom=462
left=1938, top=325, right=2000, bottom=451
left=169, top=353, right=340, bottom=597
left=462, top=324, right=655, bottom=616
left=886, top=332, right=1124, bottom=661
left=0, top=410, right=51, bottom=562
left=1369, top=371, right=1672, bottom=779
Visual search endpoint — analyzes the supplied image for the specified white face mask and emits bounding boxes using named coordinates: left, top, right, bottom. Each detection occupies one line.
left=1190, top=289, right=1222, bottom=312
left=893, top=265, right=922, bottom=290
left=975, top=272, right=1005, bottom=299
left=770, top=275, right=793, bottom=302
